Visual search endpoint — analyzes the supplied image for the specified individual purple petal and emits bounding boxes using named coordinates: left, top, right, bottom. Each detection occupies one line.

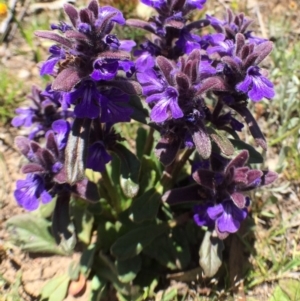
left=207, top=204, right=224, bottom=220
left=135, top=52, right=156, bottom=72
left=51, top=119, right=71, bottom=149
left=217, top=201, right=247, bottom=233
left=193, top=203, right=215, bottom=228
left=87, top=141, right=112, bottom=172
left=137, top=69, right=165, bottom=95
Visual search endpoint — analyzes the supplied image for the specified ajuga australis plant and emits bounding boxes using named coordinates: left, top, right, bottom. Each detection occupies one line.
left=8, top=0, right=278, bottom=299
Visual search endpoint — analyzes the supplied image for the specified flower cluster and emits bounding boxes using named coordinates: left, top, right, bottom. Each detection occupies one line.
left=14, top=120, right=98, bottom=210
left=12, top=85, right=72, bottom=140
left=13, top=0, right=142, bottom=210
left=133, top=0, right=277, bottom=236
left=12, top=0, right=278, bottom=243
left=35, top=0, right=139, bottom=121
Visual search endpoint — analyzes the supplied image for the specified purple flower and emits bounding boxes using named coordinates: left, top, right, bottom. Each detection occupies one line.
left=91, top=59, right=119, bottom=81
left=49, top=119, right=71, bottom=150
left=64, top=81, right=103, bottom=119
left=87, top=141, right=112, bottom=172
left=193, top=203, right=215, bottom=228
left=148, top=87, right=183, bottom=122
left=236, top=66, right=275, bottom=101
left=176, top=30, right=201, bottom=54
left=14, top=174, right=52, bottom=211
left=98, top=6, right=125, bottom=25
left=40, top=45, right=65, bottom=76
left=12, top=107, right=36, bottom=127
left=207, top=200, right=248, bottom=234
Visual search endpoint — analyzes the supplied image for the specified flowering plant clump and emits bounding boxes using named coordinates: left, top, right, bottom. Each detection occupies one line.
left=7, top=0, right=278, bottom=299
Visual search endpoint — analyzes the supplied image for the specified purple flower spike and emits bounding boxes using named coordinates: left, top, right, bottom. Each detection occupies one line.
left=207, top=200, right=247, bottom=234
left=236, top=66, right=275, bottom=101
left=87, top=141, right=112, bottom=172
left=14, top=174, right=52, bottom=211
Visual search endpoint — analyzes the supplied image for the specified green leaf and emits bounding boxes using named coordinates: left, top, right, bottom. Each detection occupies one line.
left=144, top=228, right=191, bottom=270
left=111, top=223, right=169, bottom=260
left=88, top=275, right=107, bottom=301
left=139, top=155, right=160, bottom=194
left=113, top=143, right=141, bottom=198
left=136, top=127, right=148, bottom=159
left=40, top=274, right=70, bottom=301
left=6, top=214, right=66, bottom=255
left=230, top=139, right=263, bottom=164
left=143, top=234, right=177, bottom=270
left=269, top=285, right=290, bottom=301
left=129, top=188, right=161, bottom=223
left=80, top=243, right=97, bottom=277
left=156, top=288, right=177, bottom=301
left=279, top=279, right=300, bottom=300
left=68, top=261, right=80, bottom=281
left=96, top=253, right=130, bottom=296
left=97, top=221, right=120, bottom=252
left=71, top=204, right=94, bottom=244
left=199, top=231, right=224, bottom=277
left=171, top=227, right=191, bottom=270
left=36, top=196, right=57, bottom=218
left=128, top=95, right=149, bottom=124
left=116, top=256, right=142, bottom=283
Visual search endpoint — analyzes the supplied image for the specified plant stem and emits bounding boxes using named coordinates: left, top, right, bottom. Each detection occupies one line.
left=101, top=168, right=121, bottom=214
left=160, top=148, right=194, bottom=191
left=168, top=212, right=190, bottom=228
left=143, top=127, right=154, bottom=156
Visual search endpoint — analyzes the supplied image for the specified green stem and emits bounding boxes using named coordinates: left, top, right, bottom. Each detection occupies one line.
left=168, top=212, right=190, bottom=228
left=143, top=127, right=154, bottom=156
left=160, top=148, right=194, bottom=191
left=101, top=168, right=121, bottom=214
left=269, top=123, right=300, bottom=146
